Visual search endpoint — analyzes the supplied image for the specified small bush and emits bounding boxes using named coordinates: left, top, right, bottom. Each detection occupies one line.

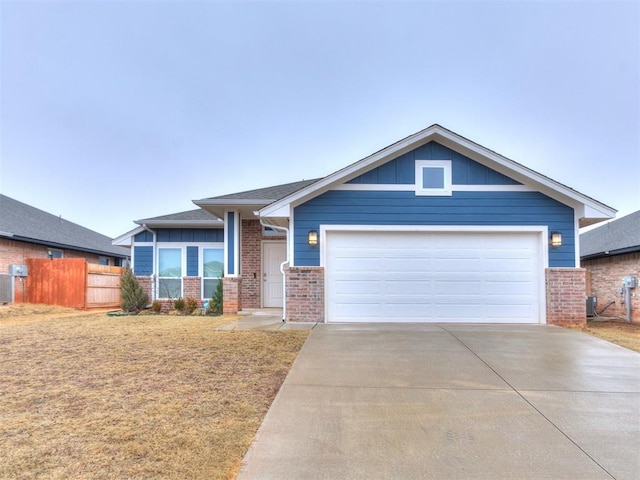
left=173, top=297, right=185, bottom=312
left=185, top=297, right=199, bottom=315
left=121, top=267, right=148, bottom=313
left=209, top=278, right=223, bottom=315
left=151, top=300, right=162, bottom=314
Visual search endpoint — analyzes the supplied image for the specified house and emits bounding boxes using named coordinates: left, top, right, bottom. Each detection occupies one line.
left=118, top=125, right=616, bottom=325
left=580, top=210, right=640, bottom=323
left=0, top=194, right=130, bottom=303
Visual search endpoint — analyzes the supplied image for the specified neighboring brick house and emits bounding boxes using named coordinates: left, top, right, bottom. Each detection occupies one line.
left=580, top=210, right=640, bottom=323
left=118, top=124, right=616, bottom=326
left=0, top=194, right=130, bottom=303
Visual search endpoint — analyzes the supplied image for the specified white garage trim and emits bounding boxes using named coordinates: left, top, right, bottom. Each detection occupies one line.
left=321, top=225, right=548, bottom=324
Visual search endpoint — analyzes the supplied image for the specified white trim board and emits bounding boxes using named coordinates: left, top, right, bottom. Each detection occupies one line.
left=332, top=184, right=536, bottom=192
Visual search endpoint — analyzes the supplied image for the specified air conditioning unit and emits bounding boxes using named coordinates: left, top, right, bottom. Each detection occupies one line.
left=586, top=296, right=597, bottom=317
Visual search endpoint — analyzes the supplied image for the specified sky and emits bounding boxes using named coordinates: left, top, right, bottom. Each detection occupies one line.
left=1, top=0, right=638, bottom=239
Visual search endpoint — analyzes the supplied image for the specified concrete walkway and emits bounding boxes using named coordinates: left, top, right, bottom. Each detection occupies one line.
left=238, top=323, right=640, bottom=480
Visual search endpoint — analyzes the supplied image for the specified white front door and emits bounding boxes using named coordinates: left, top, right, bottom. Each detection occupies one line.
left=262, top=241, right=286, bottom=307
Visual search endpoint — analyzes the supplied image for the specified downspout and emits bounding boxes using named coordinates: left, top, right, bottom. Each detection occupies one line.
left=259, top=218, right=289, bottom=322
left=142, top=224, right=157, bottom=303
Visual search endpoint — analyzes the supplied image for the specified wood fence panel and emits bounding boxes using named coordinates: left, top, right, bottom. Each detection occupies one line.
left=86, top=264, right=122, bottom=308
left=26, top=258, right=86, bottom=309
left=24, top=259, right=123, bottom=309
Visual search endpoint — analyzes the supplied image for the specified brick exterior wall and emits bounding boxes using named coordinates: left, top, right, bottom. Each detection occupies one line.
left=285, top=266, right=324, bottom=322
left=183, top=276, right=202, bottom=301
left=582, top=252, right=640, bottom=323
left=1, top=237, right=123, bottom=303
left=240, top=219, right=286, bottom=308
left=223, top=276, right=242, bottom=314
left=241, top=220, right=262, bottom=308
left=136, top=275, right=152, bottom=303
left=545, top=268, right=586, bottom=327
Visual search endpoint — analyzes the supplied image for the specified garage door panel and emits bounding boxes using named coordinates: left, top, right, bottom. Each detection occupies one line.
left=326, top=230, right=542, bottom=324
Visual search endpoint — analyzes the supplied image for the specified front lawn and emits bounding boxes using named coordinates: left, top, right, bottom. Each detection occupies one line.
left=585, top=319, right=640, bottom=353
left=0, top=306, right=308, bottom=479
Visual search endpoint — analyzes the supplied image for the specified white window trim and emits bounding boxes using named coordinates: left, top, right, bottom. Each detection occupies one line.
left=157, top=246, right=185, bottom=299
left=200, top=245, right=224, bottom=300
left=415, top=160, right=452, bottom=196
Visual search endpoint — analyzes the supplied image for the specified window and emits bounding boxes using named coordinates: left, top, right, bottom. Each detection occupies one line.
left=415, top=160, right=452, bottom=196
left=158, top=248, right=182, bottom=298
left=47, top=248, right=63, bottom=258
left=98, top=256, right=110, bottom=266
left=202, top=248, right=223, bottom=299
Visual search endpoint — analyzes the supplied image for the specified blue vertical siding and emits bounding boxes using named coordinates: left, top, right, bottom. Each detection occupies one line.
left=347, top=141, right=520, bottom=185
left=227, top=213, right=235, bottom=275
left=186, top=246, right=199, bottom=276
left=134, top=228, right=223, bottom=243
left=155, top=228, right=223, bottom=242
left=133, top=246, right=153, bottom=275
left=134, top=230, right=154, bottom=242
left=294, top=190, right=575, bottom=267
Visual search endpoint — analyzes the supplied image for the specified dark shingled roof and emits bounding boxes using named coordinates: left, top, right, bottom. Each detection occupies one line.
left=135, top=208, right=222, bottom=224
left=0, top=194, right=129, bottom=258
left=580, top=210, right=640, bottom=259
left=199, top=179, right=321, bottom=202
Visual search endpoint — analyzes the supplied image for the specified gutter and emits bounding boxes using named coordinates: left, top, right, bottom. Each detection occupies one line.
left=259, top=218, right=289, bottom=322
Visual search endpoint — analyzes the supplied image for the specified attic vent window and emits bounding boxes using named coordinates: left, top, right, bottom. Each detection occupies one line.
left=415, top=160, right=452, bottom=196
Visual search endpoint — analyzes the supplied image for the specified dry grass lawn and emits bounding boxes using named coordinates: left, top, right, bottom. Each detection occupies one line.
left=2, top=305, right=638, bottom=480
left=584, top=319, right=640, bottom=353
left=0, top=304, right=309, bottom=480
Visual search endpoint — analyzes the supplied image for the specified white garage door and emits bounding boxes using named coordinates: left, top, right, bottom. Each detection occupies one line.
left=325, top=230, right=543, bottom=323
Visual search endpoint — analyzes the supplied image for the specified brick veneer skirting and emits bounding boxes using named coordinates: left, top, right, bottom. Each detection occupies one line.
left=285, top=266, right=324, bottom=322
left=546, top=268, right=586, bottom=327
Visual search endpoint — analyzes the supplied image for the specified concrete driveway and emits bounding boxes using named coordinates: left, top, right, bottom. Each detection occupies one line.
left=238, top=323, right=640, bottom=480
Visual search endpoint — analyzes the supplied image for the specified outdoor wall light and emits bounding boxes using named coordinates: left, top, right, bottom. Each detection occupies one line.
left=307, top=230, right=318, bottom=247
left=550, top=231, right=562, bottom=247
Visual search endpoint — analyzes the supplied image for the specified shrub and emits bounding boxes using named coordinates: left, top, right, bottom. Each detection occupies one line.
left=185, top=297, right=199, bottom=315
left=209, top=278, right=223, bottom=315
left=173, top=297, right=185, bottom=312
left=120, top=267, right=148, bottom=313
left=151, top=300, right=162, bottom=314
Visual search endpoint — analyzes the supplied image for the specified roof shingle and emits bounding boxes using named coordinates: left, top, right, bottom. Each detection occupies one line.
left=0, top=194, right=129, bottom=258
left=580, top=210, right=640, bottom=259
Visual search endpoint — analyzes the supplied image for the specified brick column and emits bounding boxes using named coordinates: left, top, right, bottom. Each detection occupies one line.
left=546, top=268, right=586, bottom=327
left=241, top=219, right=262, bottom=308
left=223, top=276, right=242, bottom=314
left=285, top=266, right=324, bottom=322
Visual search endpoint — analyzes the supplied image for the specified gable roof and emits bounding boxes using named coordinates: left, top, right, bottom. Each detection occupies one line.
left=112, top=208, right=223, bottom=247
left=135, top=208, right=223, bottom=227
left=580, top=210, right=640, bottom=260
left=194, top=178, right=319, bottom=219
left=0, top=194, right=129, bottom=258
left=257, top=124, right=616, bottom=228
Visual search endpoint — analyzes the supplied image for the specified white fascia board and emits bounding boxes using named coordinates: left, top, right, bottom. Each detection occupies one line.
left=196, top=200, right=268, bottom=220
left=259, top=124, right=616, bottom=221
left=259, top=127, right=442, bottom=217
left=433, top=131, right=617, bottom=220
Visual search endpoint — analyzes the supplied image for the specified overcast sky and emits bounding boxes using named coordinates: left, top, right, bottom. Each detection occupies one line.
left=1, top=0, right=638, bottom=238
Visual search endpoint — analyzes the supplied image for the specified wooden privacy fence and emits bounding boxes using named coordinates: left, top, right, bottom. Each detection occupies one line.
left=25, top=258, right=123, bottom=309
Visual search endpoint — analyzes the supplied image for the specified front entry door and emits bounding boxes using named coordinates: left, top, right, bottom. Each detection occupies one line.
left=262, top=241, right=286, bottom=307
